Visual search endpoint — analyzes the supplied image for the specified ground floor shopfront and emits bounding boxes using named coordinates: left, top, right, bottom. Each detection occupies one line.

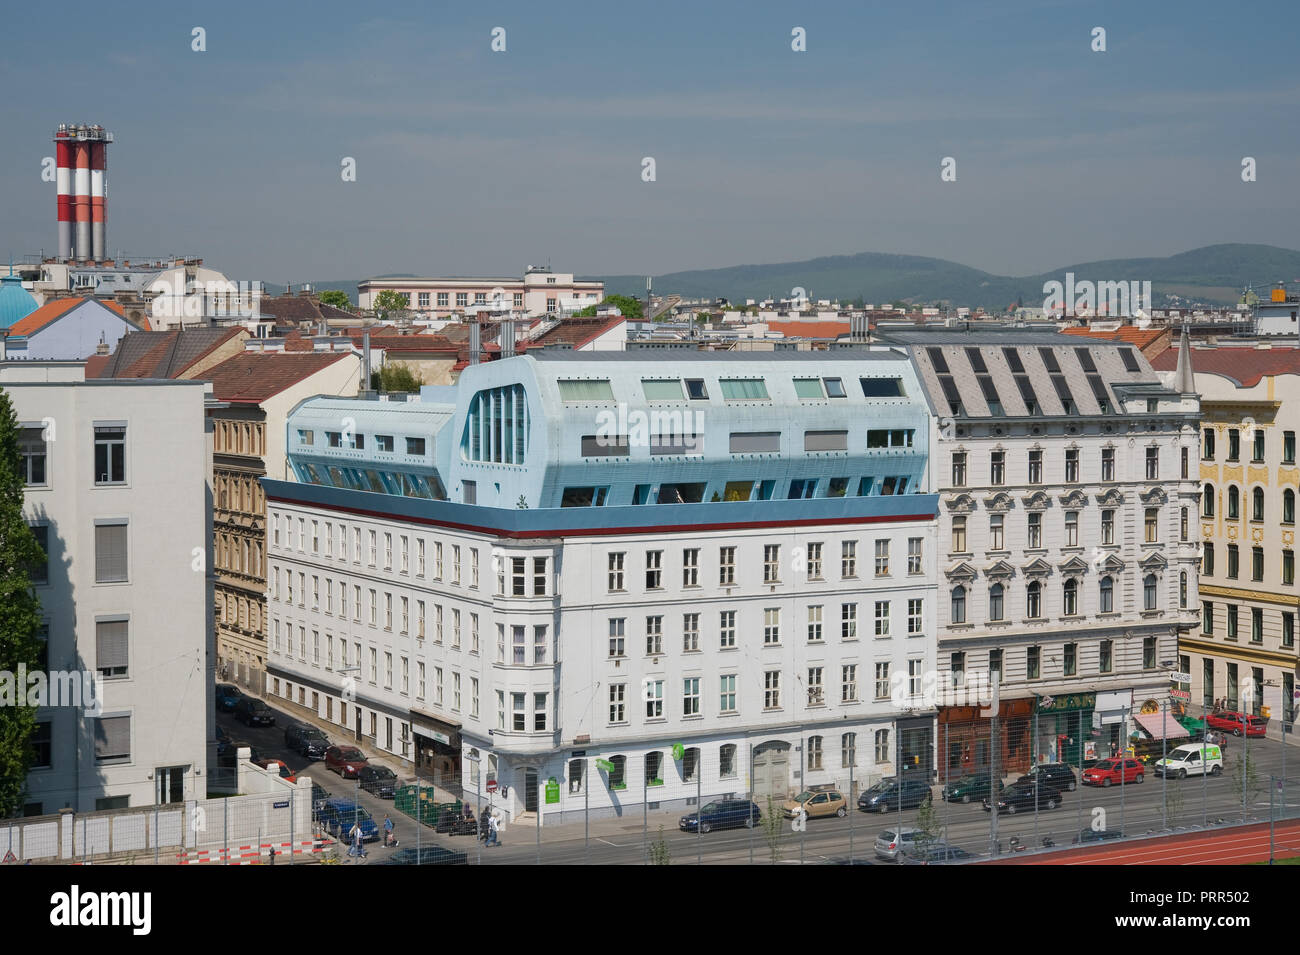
left=1180, top=636, right=1298, bottom=727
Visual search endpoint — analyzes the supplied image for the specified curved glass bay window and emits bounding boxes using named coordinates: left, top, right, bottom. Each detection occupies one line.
left=464, top=384, right=529, bottom=464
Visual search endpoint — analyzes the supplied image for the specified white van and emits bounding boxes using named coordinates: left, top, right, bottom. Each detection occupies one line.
left=1152, top=742, right=1223, bottom=779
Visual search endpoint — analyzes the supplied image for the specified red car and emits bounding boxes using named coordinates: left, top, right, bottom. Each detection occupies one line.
left=325, top=745, right=369, bottom=778
left=1206, top=711, right=1268, bottom=738
left=253, top=757, right=297, bottom=783
left=1082, top=758, right=1144, bottom=787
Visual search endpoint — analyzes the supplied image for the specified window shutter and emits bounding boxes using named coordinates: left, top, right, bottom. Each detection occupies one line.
left=97, top=620, right=129, bottom=672
left=94, top=715, right=131, bottom=760
left=95, top=524, right=128, bottom=583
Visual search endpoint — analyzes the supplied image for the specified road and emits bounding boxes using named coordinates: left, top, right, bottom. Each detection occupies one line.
left=219, top=699, right=1300, bottom=864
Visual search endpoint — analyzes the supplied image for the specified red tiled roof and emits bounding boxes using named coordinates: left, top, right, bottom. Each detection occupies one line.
left=1149, top=346, right=1300, bottom=388
left=1062, top=325, right=1169, bottom=350
left=530, top=315, right=625, bottom=349
left=766, top=320, right=851, bottom=340
left=194, top=352, right=355, bottom=402
left=89, top=328, right=244, bottom=380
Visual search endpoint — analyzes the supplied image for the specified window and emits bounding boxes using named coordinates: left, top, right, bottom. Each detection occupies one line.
left=1228, top=485, right=1241, bottom=520
left=720, top=675, right=737, bottom=713
left=682, top=613, right=700, bottom=652
left=990, top=450, right=1005, bottom=486
left=1227, top=605, right=1239, bottom=640
left=950, top=585, right=966, bottom=624
left=1182, top=446, right=1189, bottom=479
left=908, top=599, right=924, bottom=634
left=533, top=625, right=547, bottom=664
left=1228, top=429, right=1240, bottom=461
left=874, top=601, right=890, bottom=636
left=645, top=681, right=663, bottom=719
left=608, top=552, right=625, bottom=591
left=842, top=733, right=858, bottom=768
left=1027, top=645, right=1041, bottom=680
left=1283, top=612, right=1295, bottom=649
left=841, top=603, right=858, bottom=640
left=1063, top=642, right=1077, bottom=677
left=952, top=452, right=967, bottom=487
left=807, top=667, right=824, bottom=705
left=608, top=684, right=626, bottom=723
left=27, top=524, right=48, bottom=585
left=1101, top=447, right=1115, bottom=482
left=1204, top=542, right=1215, bottom=577
left=1285, top=549, right=1295, bottom=586
left=1028, top=449, right=1042, bottom=484
left=989, top=514, right=1005, bottom=551
left=94, top=426, right=126, bottom=484
left=1252, top=607, right=1263, bottom=644
left=1285, top=431, right=1296, bottom=465
left=720, top=610, right=736, bottom=648
left=763, top=670, right=781, bottom=709
left=807, top=605, right=823, bottom=643
left=1027, top=512, right=1042, bottom=549
left=645, top=550, right=663, bottom=589
left=988, top=583, right=1004, bottom=621
left=989, top=648, right=1002, bottom=678
left=1145, top=446, right=1159, bottom=480
left=683, top=678, right=700, bottom=716
left=682, top=548, right=699, bottom=587
left=764, top=544, right=781, bottom=583
left=1144, top=508, right=1159, bottom=543
left=1180, top=571, right=1188, bottom=609
left=1181, top=507, right=1189, bottom=541
left=1252, top=487, right=1265, bottom=522
left=874, top=539, right=890, bottom=576
left=952, top=517, right=967, bottom=554
left=908, top=659, right=924, bottom=696
left=951, top=652, right=965, bottom=687
left=1099, top=576, right=1114, bottom=613
left=719, top=546, right=735, bottom=585
left=1065, top=448, right=1079, bottom=483
left=1063, top=579, right=1078, bottom=616
left=875, top=730, right=890, bottom=764
left=1285, top=490, right=1295, bottom=524
left=96, top=619, right=128, bottom=678
left=1203, top=483, right=1215, bottom=518
left=841, top=540, right=857, bottom=577
left=1202, top=601, right=1214, bottom=636
left=1065, top=511, right=1079, bottom=547
left=1202, top=428, right=1215, bottom=459
left=1143, top=574, right=1158, bottom=610
left=20, top=428, right=47, bottom=486
left=719, top=378, right=770, bottom=401
left=907, top=538, right=922, bottom=575
left=1143, top=637, right=1157, bottom=670
left=608, top=618, right=625, bottom=657
left=806, top=736, right=824, bottom=771
left=646, top=616, right=663, bottom=655
left=1252, top=546, right=1264, bottom=582
left=807, top=542, right=823, bottom=579
left=1253, top=429, right=1265, bottom=462
left=93, top=715, right=130, bottom=762
left=94, top=522, right=128, bottom=583
left=1228, top=544, right=1239, bottom=579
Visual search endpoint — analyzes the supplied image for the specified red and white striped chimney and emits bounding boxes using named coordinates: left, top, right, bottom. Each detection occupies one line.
left=90, top=128, right=107, bottom=261
left=57, top=124, right=111, bottom=263
left=73, top=132, right=91, bottom=261
left=54, top=126, right=73, bottom=260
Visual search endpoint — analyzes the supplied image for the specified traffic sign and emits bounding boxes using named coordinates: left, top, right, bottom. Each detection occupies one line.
left=2, top=850, right=15, bottom=864
left=486, top=779, right=499, bottom=793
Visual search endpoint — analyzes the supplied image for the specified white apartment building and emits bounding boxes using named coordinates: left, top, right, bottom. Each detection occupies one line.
left=357, top=266, right=604, bottom=318
left=6, top=362, right=212, bottom=814
left=880, top=329, right=1202, bottom=774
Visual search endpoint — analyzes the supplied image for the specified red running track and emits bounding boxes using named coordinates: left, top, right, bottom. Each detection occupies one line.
left=981, top=819, right=1300, bottom=865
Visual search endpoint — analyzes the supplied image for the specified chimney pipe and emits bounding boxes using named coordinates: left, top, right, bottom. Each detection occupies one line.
left=501, top=315, right=516, bottom=358
left=363, top=329, right=372, bottom=391
left=469, top=313, right=482, bottom=365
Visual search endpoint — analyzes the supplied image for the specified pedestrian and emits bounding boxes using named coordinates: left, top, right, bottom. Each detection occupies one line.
left=383, top=814, right=395, bottom=848
left=350, top=821, right=365, bottom=859
left=487, top=811, right=500, bottom=847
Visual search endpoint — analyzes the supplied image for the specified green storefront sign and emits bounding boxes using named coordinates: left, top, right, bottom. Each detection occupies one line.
left=595, top=758, right=615, bottom=773
left=545, top=777, right=560, bottom=804
left=671, top=743, right=685, bottom=761
left=1035, top=692, right=1097, bottom=713
left=1035, top=692, right=1097, bottom=766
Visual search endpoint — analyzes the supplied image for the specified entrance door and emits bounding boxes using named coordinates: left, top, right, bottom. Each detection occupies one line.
left=751, top=741, right=791, bottom=804
left=523, top=768, right=539, bottom=813
left=156, top=766, right=188, bottom=804
left=354, top=706, right=362, bottom=742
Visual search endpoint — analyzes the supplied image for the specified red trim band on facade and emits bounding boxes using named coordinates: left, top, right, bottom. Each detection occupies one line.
left=264, top=492, right=936, bottom=539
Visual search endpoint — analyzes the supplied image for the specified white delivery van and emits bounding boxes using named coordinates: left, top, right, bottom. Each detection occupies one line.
left=1152, top=742, right=1223, bottom=779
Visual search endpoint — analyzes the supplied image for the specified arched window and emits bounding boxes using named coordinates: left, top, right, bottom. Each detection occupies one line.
left=950, top=585, right=967, bottom=624
left=1285, top=489, right=1296, bottom=525
left=1099, top=576, right=1114, bottom=614
left=1027, top=580, right=1042, bottom=618
left=1227, top=485, right=1240, bottom=520
left=1144, top=574, right=1158, bottom=610
left=1203, top=483, right=1214, bottom=518
left=989, top=583, right=1004, bottom=621
left=1252, top=487, right=1265, bottom=522
left=1063, top=579, right=1078, bottom=616
left=608, top=755, right=626, bottom=788
left=1179, top=571, right=1188, bottom=609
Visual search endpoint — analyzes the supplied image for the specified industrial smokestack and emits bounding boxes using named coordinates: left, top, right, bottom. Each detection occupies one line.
left=55, top=126, right=73, bottom=261
left=90, top=132, right=106, bottom=261
left=58, top=124, right=111, bottom=262
left=74, top=137, right=90, bottom=261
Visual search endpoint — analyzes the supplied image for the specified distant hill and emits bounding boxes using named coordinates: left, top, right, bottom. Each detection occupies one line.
left=595, top=244, right=1300, bottom=310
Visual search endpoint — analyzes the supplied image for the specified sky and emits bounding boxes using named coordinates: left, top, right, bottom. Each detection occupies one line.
left=2, top=0, right=1298, bottom=285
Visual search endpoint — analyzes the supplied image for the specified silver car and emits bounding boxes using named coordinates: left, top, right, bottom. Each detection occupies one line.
left=874, top=826, right=926, bottom=862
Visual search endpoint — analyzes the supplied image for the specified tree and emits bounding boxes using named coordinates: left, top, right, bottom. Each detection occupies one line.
left=0, top=388, right=45, bottom=817
left=648, top=825, right=671, bottom=865
left=370, top=363, right=423, bottom=393
left=373, top=290, right=410, bottom=320
left=761, top=795, right=786, bottom=863
left=1231, top=749, right=1263, bottom=817
left=913, top=792, right=942, bottom=846
left=319, top=290, right=352, bottom=310
left=573, top=295, right=644, bottom=320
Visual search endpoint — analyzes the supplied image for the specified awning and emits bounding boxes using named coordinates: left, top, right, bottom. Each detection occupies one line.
left=1177, top=716, right=1205, bottom=733
left=1135, top=711, right=1190, bottom=740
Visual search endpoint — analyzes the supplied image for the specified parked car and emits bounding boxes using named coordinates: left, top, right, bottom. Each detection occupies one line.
left=1072, top=827, right=1126, bottom=844
left=376, top=845, right=468, bottom=866
left=984, top=781, right=1062, bottom=814
left=215, top=684, right=243, bottom=712
left=858, top=778, right=933, bottom=813
left=679, top=799, right=761, bottom=833
left=941, top=775, right=1002, bottom=804
left=874, top=826, right=931, bottom=862
left=434, top=806, right=480, bottom=836
left=284, top=723, right=330, bottom=759
left=318, top=799, right=378, bottom=842
left=1153, top=743, right=1223, bottom=779
left=898, top=842, right=975, bottom=865
left=1016, top=763, right=1078, bottom=792
left=1082, top=758, right=1144, bottom=787
left=1206, top=710, right=1268, bottom=738
left=359, top=765, right=398, bottom=799
left=253, top=757, right=296, bottom=782
left=324, top=745, right=369, bottom=778
left=217, top=741, right=263, bottom=767
left=311, top=782, right=332, bottom=814
left=234, top=697, right=276, bottom=727
left=782, top=788, right=847, bottom=820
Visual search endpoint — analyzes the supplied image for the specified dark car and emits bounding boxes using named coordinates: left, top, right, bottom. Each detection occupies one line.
left=376, top=846, right=468, bottom=866
left=318, top=799, right=378, bottom=842
left=234, top=697, right=276, bottom=727
left=898, top=842, right=975, bottom=865
left=434, top=806, right=480, bottom=836
left=984, top=781, right=1062, bottom=814
left=1072, top=827, right=1125, bottom=845
left=215, top=684, right=243, bottom=712
left=359, top=765, right=398, bottom=799
left=679, top=799, right=761, bottom=833
left=941, top=775, right=1002, bottom=804
left=217, top=741, right=263, bottom=767
left=1016, top=763, right=1077, bottom=792
left=858, top=778, right=933, bottom=813
left=325, top=745, right=369, bottom=778
left=284, top=723, right=330, bottom=760
left=311, top=782, right=332, bottom=815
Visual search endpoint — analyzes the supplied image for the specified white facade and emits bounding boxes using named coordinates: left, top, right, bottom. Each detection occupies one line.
left=263, top=501, right=937, bottom=820
left=5, top=363, right=212, bottom=813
